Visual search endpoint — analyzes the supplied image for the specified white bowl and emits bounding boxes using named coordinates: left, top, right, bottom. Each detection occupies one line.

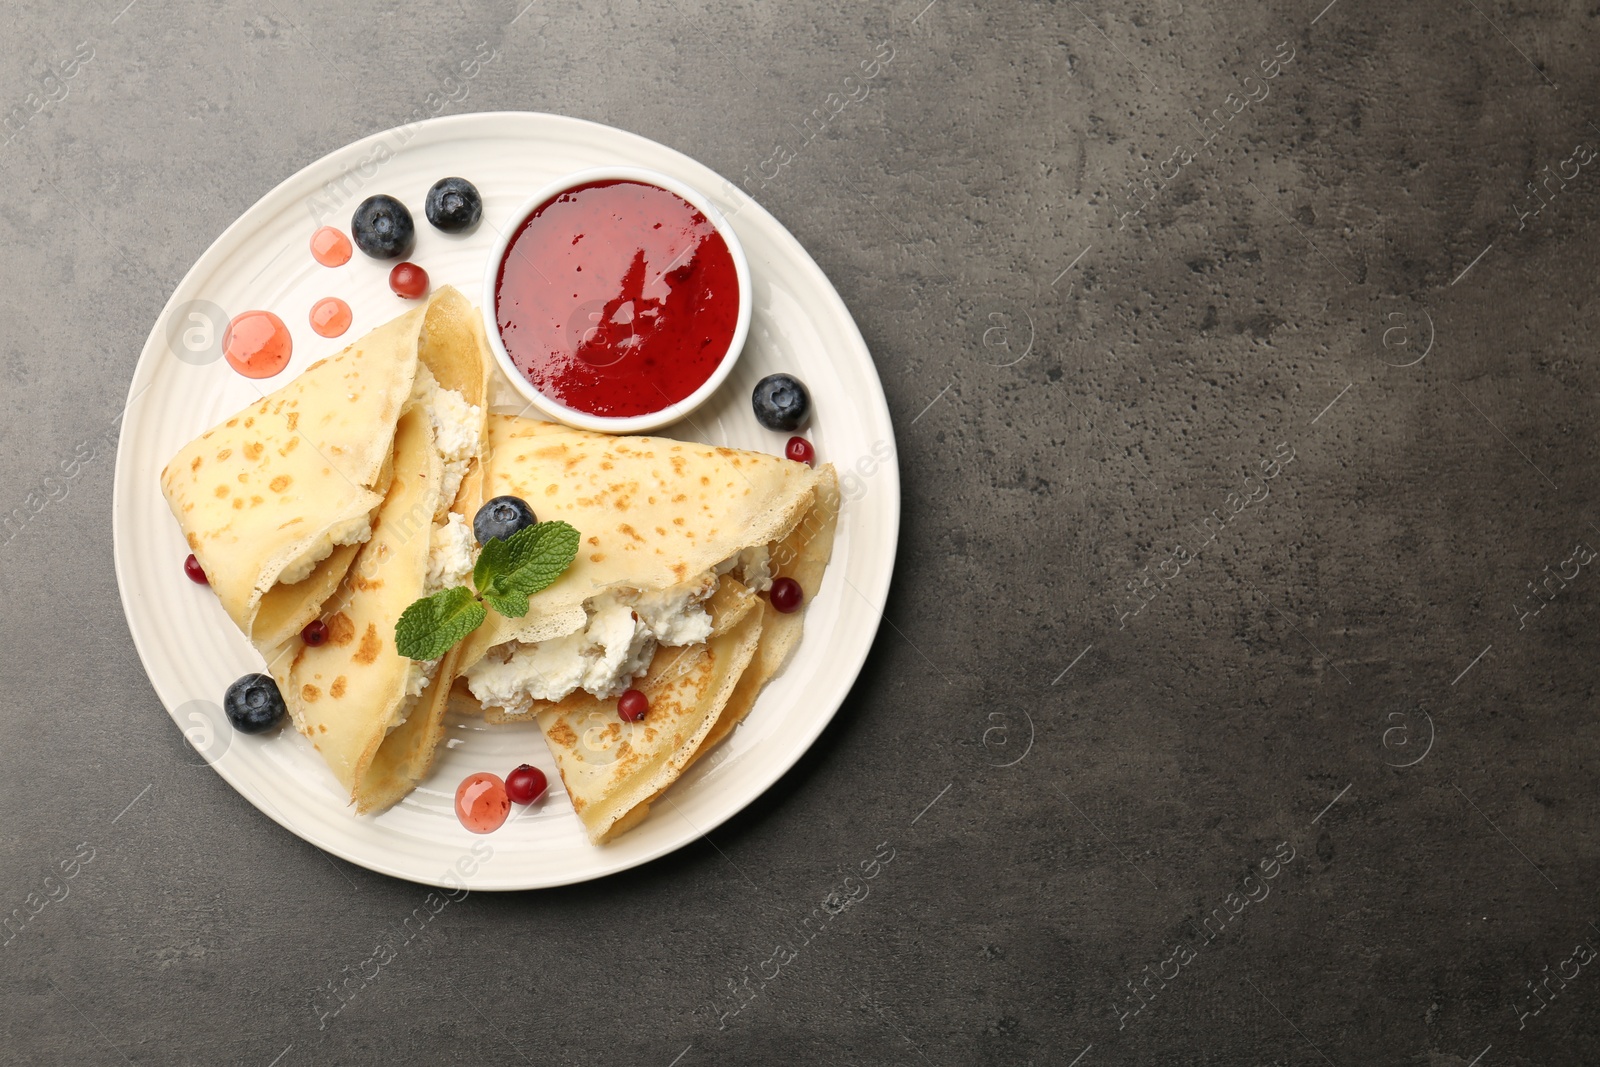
left=480, top=165, right=752, bottom=434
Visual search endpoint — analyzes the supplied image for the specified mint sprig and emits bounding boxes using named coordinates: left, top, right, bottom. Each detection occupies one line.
left=476, top=519, right=582, bottom=618
left=393, top=520, right=581, bottom=661
left=395, top=586, right=487, bottom=660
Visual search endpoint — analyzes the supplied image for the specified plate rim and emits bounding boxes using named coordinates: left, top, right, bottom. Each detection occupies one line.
left=111, top=110, right=900, bottom=889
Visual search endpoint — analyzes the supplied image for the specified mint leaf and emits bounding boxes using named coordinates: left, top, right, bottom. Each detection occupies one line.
left=474, top=521, right=580, bottom=617
left=471, top=533, right=512, bottom=598
left=395, top=585, right=487, bottom=660
left=482, top=588, right=531, bottom=619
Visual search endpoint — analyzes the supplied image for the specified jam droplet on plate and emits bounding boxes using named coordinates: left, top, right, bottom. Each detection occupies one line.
left=455, top=772, right=510, bottom=834
left=223, top=311, right=292, bottom=379
left=310, top=226, right=352, bottom=267
left=309, top=297, right=352, bottom=338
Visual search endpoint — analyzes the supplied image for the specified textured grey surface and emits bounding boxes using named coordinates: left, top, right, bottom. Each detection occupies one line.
left=2, top=0, right=1598, bottom=1064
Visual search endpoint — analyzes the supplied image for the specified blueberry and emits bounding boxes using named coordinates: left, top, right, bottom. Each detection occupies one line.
left=474, top=495, right=537, bottom=545
left=351, top=195, right=416, bottom=260
left=224, top=673, right=286, bottom=734
left=425, top=177, right=483, bottom=234
left=752, top=373, right=811, bottom=431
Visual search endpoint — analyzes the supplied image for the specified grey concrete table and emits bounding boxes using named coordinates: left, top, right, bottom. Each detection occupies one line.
left=2, top=0, right=1596, bottom=1064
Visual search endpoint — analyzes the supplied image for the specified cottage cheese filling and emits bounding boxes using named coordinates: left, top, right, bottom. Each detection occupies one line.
left=391, top=376, right=482, bottom=732
left=411, top=368, right=482, bottom=520
left=275, top=369, right=479, bottom=593
left=275, top=514, right=373, bottom=586
left=426, top=512, right=476, bottom=593
left=463, top=545, right=773, bottom=715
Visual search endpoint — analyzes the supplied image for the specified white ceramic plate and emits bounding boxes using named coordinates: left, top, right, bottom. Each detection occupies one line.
left=112, top=112, right=899, bottom=889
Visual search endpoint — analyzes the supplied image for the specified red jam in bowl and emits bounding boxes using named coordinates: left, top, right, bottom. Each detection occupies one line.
left=495, top=179, right=739, bottom=419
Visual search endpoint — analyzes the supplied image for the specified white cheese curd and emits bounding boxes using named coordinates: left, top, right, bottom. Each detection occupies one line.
left=390, top=657, right=440, bottom=733
left=714, top=545, right=773, bottom=593
left=465, top=627, right=593, bottom=714
left=579, top=597, right=658, bottom=697
left=465, top=596, right=657, bottom=712
left=406, top=659, right=434, bottom=699
left=426, top=513, right=476, bottom=593
left=275, top=515, right=374, bottom=585
left=463, top=543, right=777, bottom=713
left=628, top=575, right=716, bottom=647
left=410, top=368, right=482, bottom=514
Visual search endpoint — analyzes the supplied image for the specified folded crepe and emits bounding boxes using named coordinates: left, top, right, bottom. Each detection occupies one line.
left=264, top=403, right=442, bottom=797
left=689, top=465, right=839, bottom=765
left=163, top=288, right=492, bottom=809
left=457, top=414, right=823, bottom=668
left=535, top=578, right=764, bottom=842
left=348, top=288, right=492, bottom=811
left=456, top=415, right=838, bottom=841
left=161, top=305, right=429, bottom=647
left=261, top=287, right=492, bottom=811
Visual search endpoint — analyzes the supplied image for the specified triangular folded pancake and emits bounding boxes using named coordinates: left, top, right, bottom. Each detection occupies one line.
left=265, top=403, right=443, bottom=796
left=456, top=415, right=823, bottom=670
left=532, top=578, right=765, bottom=842
left=352, top=289, right=494, bottom=812
left=161, top=305, right=428, bottom=643
left=502, top=467, right=839, bottom=837
left=457, top=416, right=839, bottom=842
left=255, top=288, right=492, bottom=810
left=690, top=465, right=839, bottom=764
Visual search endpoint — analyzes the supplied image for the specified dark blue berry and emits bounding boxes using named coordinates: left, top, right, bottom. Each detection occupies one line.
left=752, top=374, right=810, bottom=431
left=351, top=195, right=416, bottom=260
left=425, top=177, right=483, bottom=233
left=224, top=674, right=286, bottom=734
left=474, top=496, right=537, bottom=545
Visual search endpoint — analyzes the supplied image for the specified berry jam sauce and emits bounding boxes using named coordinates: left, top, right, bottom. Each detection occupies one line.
left=495, top=180, right=740, bottom=419
left=223, top=310, right=292, bottom=379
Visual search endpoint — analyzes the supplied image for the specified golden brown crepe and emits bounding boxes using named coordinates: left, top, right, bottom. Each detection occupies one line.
left=261, top=289, right=492, bottom=811
left=691, top=466, right=839, bottom=763
left=530, top=579, right=764, bottom=842
left=459, top=416, right=840, bottom=842
left=162, top=289, right=494, bottom=810
left=264, top=404, right=444, bottom=796
left=351, top=292, right=493, bottom=813
left=457, top=415, right=823, bottom=668
left=161, top=306, right=428, bottom=643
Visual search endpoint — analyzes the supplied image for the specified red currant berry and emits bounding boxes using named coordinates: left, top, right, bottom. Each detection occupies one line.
left=183, top=553, right=208, bottom=585
left=389, top=261, right=429, bottom=299
left=785, top=436, right=815, bottom=465
left=618, top=689, right=649, bottom=722
left=506, top=764, right=548, bottom=805
left=769, top=576, right=804, bottom=614
left=302, top=619, right=329, bottom=646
